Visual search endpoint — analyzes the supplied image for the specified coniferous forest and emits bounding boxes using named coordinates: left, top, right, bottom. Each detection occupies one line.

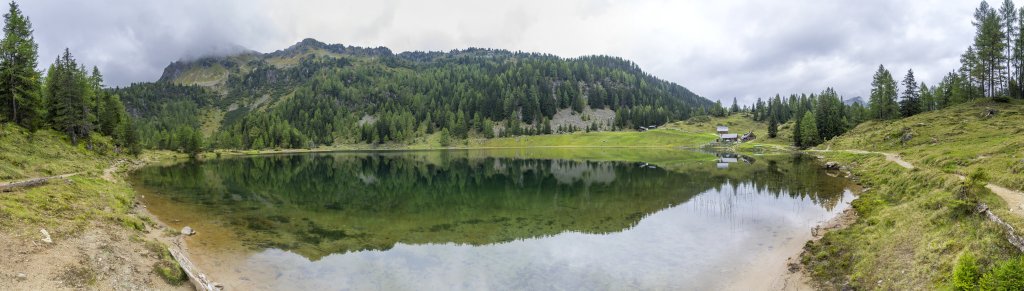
left=113, top=39, right=717, bottom=151
left=0, top=2, right=136, bottom=153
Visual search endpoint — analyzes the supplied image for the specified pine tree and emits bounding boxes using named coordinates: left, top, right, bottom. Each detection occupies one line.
left=0, top=1, right=42, bottom=130
left=767, top=116, right=778, bottom=138
left=900, top=69, right=922, bottom=117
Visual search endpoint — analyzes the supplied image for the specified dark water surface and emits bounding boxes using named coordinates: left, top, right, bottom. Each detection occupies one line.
left=132, top=149, right=854, bottom=290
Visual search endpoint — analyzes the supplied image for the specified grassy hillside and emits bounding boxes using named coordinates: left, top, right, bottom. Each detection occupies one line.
left=803, top=100, right=1024, bottom=289
left=0, top=123, right=190, bottom=288
left=662, top=112, right=794, bottom=148
left=0, top=124, right=115, bottom=180
left=470, top=128, right=716, bottom=148
left=802, top=151, right=1017, bottom=289
left=822, top=99, right=1024, bottom=191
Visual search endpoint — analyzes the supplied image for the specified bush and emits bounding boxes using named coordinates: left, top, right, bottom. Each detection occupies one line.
left=953, top=252, right=980, bottom=290
left=979, top=256, right=1024, bottom=290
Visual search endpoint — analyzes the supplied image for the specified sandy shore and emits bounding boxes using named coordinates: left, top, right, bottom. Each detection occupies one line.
left=722, top=204, right=858, bottom=291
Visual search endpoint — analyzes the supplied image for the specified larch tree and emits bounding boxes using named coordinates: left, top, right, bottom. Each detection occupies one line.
left=919, top=83, right=935, bottom=112
left=0, top=1, right=42, bottom=130
left=973, top=1, right=1005, bottom=97
left=999, top=0, right=1017, bottom=91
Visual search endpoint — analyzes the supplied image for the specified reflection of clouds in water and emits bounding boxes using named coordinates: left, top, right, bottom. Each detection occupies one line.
left=356, top=172, right=377, bottom=185
left=233, top=183, right=853, bottom=291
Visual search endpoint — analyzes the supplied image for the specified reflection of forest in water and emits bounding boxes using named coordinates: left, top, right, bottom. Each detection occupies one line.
left=132, top=150, right=851, bottom=260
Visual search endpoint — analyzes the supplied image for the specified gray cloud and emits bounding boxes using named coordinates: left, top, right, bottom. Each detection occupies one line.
left=20, top=0, right=991, bottom=104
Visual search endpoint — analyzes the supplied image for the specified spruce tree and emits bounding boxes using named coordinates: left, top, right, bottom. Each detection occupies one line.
left=900, top=69, right=922, bottom=117
left=45, top=49, right=91, bottom=144
left=869, top=65, right=899, bottom=119
left=767, top=116, right=778, bottom=138
left=799, top=113, right=821, bottom=148
left=814, top=88, right=845, bottom=141
left=0, top=1, right=42, bottom=130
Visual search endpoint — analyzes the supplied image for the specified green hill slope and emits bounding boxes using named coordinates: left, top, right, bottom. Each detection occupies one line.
left=801, top=99, right=1024, bottom=289
left=116, top=39, right=716, bottom=150
left=822, top=99, right=1024, bottom=191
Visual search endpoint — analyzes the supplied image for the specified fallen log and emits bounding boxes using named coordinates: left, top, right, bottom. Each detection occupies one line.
left=169, top=238, right=221, bottom=291
left=0, top=173, right=78, bottom=192
left=979, top=203, right=1024, bottom=252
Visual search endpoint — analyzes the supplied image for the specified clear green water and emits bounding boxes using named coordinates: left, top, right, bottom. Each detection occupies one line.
left=131, top=149, right=853, bottom=290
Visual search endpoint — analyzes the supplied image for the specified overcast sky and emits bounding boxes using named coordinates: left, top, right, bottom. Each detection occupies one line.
left=20, top=0, right=992, bottom=104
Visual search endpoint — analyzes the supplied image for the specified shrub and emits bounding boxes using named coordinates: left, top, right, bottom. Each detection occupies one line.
left=953, top=252, right=980, bottom=290
left=979, top=256, right=1024, bottom=290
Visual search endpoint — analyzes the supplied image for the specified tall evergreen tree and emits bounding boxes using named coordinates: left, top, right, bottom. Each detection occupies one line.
left=1014, top=8, right=1024, bottom=98
left=900, top=69, right=922, bottom=117
left=869, top=65, right=899, bottom=119
left=767, top=116, right=778, bottom=138
left=814, top=87, right=845, bottom=141
left=0, top=1, right=42, bottom=130
left=973, top=1, right=1006, bottom=97
left=99, top=93, right=127, bottom=142
left=799, top=113, right=820, bottom=148
left=45, top=49, right=91, bottom=144
left=1000, top=0, right=1017, bottom=91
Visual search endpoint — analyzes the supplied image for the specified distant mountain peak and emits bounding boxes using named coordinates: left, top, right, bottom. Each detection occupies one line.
left=843, top=96, right=865, bottom=106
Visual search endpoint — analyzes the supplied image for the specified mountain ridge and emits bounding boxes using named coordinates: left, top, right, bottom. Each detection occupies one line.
left=119, top=38, right=719, bottom=150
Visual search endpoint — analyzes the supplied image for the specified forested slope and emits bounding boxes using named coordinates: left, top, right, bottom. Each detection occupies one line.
left=115, top=38, right=716, bottom=150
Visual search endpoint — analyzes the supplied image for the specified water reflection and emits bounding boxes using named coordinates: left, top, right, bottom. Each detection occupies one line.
left=132, top=149, right=854, bottom=290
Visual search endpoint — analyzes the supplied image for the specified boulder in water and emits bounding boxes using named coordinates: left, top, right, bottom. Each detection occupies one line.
left=182, top=226, right=196, bottom=236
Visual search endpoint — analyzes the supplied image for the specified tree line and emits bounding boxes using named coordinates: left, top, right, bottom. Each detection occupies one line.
left=871, top=0, right=1024, bottom=119
left=747, top=0, right=1023, bottom=148
left=748, top=88, right=865, bottom=148
left=0, top=2, right=136, bottom=153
